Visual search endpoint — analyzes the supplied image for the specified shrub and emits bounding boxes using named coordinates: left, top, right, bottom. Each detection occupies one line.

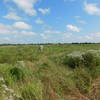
left=0, top=64, right=33, bottom=86
left=82, top=52, right=96, bottom=67
left=9, top=67, right=25, bottom=81
left=63, top=56, right=82, bottom=68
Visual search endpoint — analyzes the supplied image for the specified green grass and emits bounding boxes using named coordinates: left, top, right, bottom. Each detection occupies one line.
left=0, top=44, right=100, bottom=100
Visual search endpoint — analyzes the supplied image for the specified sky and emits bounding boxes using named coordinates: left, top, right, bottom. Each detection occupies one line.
left=0, top=0, right=100, bottom=44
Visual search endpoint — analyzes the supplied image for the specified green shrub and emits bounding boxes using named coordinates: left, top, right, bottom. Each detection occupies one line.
left=0, top=64, right=17, bottom=86
left=0, top=64, right=33, bottom=87
left=9, top=67, right=25, bottom=81
left=63, top=56, right=82, bottom=68
left=82, top=52, right=96, bottom=67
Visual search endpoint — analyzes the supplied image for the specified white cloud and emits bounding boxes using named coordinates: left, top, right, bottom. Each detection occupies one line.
left=84, top=2, right=100, bottom=15
left=13, top=22, right=32, bottom=30
left=0, top=29, right=11, bottom=34
left=21, top=31, right=36, bottom=36
left=66, top=25, right=80, bottom=32
left=0, top=37, right=11, bottom=42
left=40, top=34, right=51, bottom=39
left=35, top=18, right=44, bottom=24
left=0, top=22, right=35, bottom=36
left=12, top=0, right=37, bottom=16
left=94, top=32, right=100, bottom=38
left=3, top=12, right=23, bottom=20
left=62, top=33, right=73, bottom=38
left=86, top=32, right=100, bottom=40
left=0, top=23, right=18, bottom=35
left=0, top=22, right=38, bottom=43
left=44, top=30, right=61, bottom=34
left=0, top=21, right=32, bottom=32
left=77, top=32, right=100, bottom=42
left=78, top=20, right=86, bottom=24
left=3, top=0, right=9, bottom=3
left=75, top=16, right=81, bottom=19
left=38, top=8, right=50, bottom=15
left=75, top=16, right=86, bottom=24
left=80, top=35, right=93, bottom=40
left=0, top=24, right=13, bottom=34
left=0, top=24, right=11, bottom=30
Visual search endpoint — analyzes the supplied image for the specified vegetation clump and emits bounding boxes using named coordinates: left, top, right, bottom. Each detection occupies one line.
left=63, top=52, right=99, bottom=69
left=63, top=56, right=82, bottom=68
left=9, top=67, right=25, bottom=81
left=82, top=52, right=97, bottom=67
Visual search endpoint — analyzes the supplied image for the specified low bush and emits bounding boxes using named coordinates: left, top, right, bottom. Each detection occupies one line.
left=63, top=56, right=82, bottom=68
left=63, top=52, right=99, bottom=69
left=82, top=52, right=97, bottom=67
left=0, top=64, right=32, bottom=86
left=9, top=67, right=25, bottom=81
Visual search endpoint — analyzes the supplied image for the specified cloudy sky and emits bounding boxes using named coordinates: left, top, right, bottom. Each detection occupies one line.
left=0, top=0, right=100, bottom=44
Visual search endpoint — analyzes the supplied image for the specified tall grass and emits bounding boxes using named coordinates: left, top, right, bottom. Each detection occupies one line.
left=0, top=44, right=100, bottom=100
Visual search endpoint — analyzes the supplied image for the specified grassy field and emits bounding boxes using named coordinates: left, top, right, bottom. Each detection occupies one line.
left=0, top=44, right=100, bottom=100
